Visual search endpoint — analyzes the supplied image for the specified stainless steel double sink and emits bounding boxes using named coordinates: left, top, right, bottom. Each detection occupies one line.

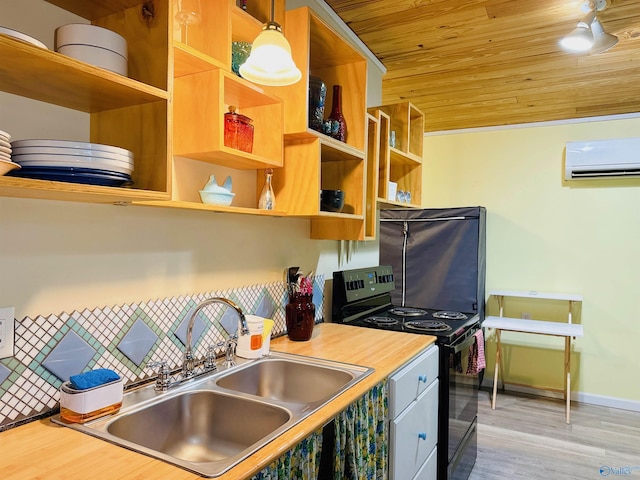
left=51, top=352, right=373, bottom=477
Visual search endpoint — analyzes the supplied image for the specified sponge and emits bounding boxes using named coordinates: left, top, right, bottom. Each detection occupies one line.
left=69, top=368, right=121, bottom=390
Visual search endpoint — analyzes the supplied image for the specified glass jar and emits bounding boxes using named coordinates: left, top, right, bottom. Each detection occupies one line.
left=285, top=293, right=315, bottom=341
left=224, top=105, right=254, bottom=153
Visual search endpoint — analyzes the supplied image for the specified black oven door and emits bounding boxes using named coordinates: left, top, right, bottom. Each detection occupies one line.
left=439, top=329, right=480, bottom=480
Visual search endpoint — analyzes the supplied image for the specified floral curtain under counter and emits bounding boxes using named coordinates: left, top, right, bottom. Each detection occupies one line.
left=252, top=380, right=389, bottom=480
left=333, top=380, right=389, bottom=480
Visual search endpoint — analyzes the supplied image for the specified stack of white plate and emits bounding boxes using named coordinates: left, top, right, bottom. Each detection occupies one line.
left=55, top=24, right=128, bottom=76
left=9, top=139, right=134, bottom=187
left=0, top=129, right=21, bottom=176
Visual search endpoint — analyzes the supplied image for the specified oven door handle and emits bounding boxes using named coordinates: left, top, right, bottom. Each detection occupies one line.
left=451, top=329, right=479, bottom=353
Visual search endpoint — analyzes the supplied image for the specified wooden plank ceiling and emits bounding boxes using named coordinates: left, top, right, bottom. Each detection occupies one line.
left=324, top=0, right=640, bottom=132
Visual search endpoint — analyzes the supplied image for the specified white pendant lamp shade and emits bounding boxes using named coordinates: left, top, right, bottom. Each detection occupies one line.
left=590, top=18, right=619, bottom=54
left=239, top=23, right=301, bottom=86
left=559, top=21, right=593, bottom=52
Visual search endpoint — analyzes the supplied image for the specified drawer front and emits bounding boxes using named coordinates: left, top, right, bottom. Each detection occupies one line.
left=412, top=446, right=437, bottom=480
left=390, top=379, right=439, bottom=480
left=389, top=344, right=439, bottom=417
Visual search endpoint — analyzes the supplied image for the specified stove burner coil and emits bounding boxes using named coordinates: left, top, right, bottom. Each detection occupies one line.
left=404, top=320, right=452, bottom=332
left=388, top=307, right=428, bottom=317
left=364, top=317, right=399, bottom=326
left=432, top=311, right=468, bottom=320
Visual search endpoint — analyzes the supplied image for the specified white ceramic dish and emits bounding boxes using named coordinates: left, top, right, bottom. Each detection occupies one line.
left=0, top=129, right=10, bottom=141
left=0, top=153, right=11, bottom=161
left=11, top=159, right=132, bottom=175
left=11, top=146, right=133, bottom=165
left=0, top=140, right=10, bottom=149
left=10, top=139, right=133, bottom=158
left=0, top=26, right=47, bottom=49
left=55, top=23, right=127, bottom=57
left=199, top=190, right=235, bottom=206
left=0, top=158, right=21, bottom=175
left=57, top=44, right=127, bottom=76
left=11, top=152, right=132, bottom=168
left=0, top=145, right=11, bottom=155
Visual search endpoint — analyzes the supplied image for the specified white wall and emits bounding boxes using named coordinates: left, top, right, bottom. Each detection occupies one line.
left=424, top=116, right=640, bottom=405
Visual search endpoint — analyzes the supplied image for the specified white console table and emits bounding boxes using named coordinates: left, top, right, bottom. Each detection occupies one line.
left=483, top=289, right=584, bottom=424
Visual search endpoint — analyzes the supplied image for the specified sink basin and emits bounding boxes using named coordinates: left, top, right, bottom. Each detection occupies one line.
left=107, top=390, right=290, bottom=463
left=216, top=357, right=356, bottom=404
left=51, top=352, right=372, bottom=477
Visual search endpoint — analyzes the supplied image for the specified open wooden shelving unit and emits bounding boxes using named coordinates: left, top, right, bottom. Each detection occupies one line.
left=369, top=101, right=424, bottom=209
left=0, top=0, right=171, bottom=203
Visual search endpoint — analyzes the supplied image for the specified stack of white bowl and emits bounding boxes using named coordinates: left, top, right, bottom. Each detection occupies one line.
left=55, top=24, right=128, bottom=76
left=0, top=129, right=21, bottom=175
left=10, top=139, right=134, bottom=186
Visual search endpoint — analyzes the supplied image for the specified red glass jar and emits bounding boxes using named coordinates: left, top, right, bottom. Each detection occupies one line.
left=224, top=105, right=254, bottom=153
left=285, top=293, right=315, bottom=341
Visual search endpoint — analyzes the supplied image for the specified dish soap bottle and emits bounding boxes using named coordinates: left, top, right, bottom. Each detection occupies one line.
left=258, top=168, right=276, bottom=210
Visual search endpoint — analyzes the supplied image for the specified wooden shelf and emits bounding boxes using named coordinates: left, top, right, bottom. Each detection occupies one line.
left=173, top=69, right=284, bottom=170
left=174, top=42, right=226, bottom=78
left=369, top=103, right=423, bottom=208
left=0, top=36, right=167, bottom=113
left=0, top=176, right=169, bottom=203
left=275, top=136, right=364, bottom=219
left=133, top=200, right=287, bottom=217
left=269, top=7, right=367, bottom=152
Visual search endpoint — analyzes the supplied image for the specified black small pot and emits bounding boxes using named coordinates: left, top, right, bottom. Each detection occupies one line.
left=320, top=189, right=345, bottom=212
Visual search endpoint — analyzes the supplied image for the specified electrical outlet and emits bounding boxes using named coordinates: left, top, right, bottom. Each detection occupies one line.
left=0, top=306, right=15, bottom=359
left=521, top=312, right=531, bottom=320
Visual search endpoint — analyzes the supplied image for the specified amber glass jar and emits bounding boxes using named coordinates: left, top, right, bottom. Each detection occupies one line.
left=285, top=293, right=315, bottom=341
left=224, top=105, right=254, bottom=153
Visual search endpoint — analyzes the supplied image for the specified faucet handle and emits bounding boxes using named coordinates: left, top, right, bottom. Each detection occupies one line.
left=214, top=337, right=237, bottom=369
left=204, top=345, right=218, bottom=371
left=147, top=360, right=171, bottom=391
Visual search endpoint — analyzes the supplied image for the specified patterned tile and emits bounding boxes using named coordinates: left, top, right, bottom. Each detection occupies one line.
left=0, top=278, right=325, bottom=431
left=41, top=330, right=96, bottom=382
left=117, top=319, right=159, bottom=366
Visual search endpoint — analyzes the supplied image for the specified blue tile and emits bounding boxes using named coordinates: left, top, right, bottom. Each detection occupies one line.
left=0, top=363, right=10, bottom=384
left=175, top=313, right=206, bottom=347
left=254, top=294, right=276, bottom=319
left=118, top=319, right=158, bottom=366
left=219, top=308, right=239, bottom=336
left=42, top=331, right=96, bottom=381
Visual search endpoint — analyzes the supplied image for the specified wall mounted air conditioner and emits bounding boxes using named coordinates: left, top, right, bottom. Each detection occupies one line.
left=565, top=138, right=640, bottom=180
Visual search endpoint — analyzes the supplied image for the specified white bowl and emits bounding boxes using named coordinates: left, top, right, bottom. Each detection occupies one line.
left=57, top=44, right=127, bottom=76
left=0, top=158, right=20, bottom=175
left=10, top=139, right=133, bottom=158
left=55, top=23, right=127, bottom=58
left=199, top=190, right=235, bottom=206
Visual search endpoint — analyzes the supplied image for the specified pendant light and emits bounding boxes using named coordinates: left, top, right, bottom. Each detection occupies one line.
left=239, top=0, right=301, bottom=86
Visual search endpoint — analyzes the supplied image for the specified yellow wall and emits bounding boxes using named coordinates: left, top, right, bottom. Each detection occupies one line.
left=423, top=117, right=640, bottom=403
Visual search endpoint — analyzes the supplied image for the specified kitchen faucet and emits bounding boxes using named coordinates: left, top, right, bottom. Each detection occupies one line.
left=183, top=297, right=250, bottom=378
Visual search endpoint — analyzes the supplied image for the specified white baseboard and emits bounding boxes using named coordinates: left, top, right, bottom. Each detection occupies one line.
left=481, top=378, right=640, bottom=413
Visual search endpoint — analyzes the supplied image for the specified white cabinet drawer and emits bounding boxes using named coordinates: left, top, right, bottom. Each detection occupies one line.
left=412, top=446, right=437, bottom=480
left=389, top=379, right=439, bottom=480
left=389, top=344, right=438, bottom=417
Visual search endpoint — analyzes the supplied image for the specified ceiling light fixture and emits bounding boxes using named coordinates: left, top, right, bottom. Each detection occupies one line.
left=559, top=0, right=618, bottom=54
left=238, top=0, right=301, bottom=86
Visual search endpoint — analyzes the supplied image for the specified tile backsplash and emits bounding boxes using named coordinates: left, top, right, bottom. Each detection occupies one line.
left=0, top=276, right=324, bottom=430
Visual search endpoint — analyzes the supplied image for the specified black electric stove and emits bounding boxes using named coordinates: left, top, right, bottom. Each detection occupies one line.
left=333, top=265, right=480, bottom=480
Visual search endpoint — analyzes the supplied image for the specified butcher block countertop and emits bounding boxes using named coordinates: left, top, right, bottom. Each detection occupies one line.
left=0, top=323, right=435, bottom=480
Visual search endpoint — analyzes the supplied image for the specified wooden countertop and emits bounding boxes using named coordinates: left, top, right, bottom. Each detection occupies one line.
left=0, top=323, right=435, bottom=480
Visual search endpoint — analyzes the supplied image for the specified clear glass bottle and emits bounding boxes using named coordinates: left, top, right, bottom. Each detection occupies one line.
left=258, top=168, right=276, bottom=210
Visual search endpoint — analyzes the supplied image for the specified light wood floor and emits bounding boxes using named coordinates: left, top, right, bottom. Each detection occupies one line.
left=469, top=390, right=640, bottom=479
